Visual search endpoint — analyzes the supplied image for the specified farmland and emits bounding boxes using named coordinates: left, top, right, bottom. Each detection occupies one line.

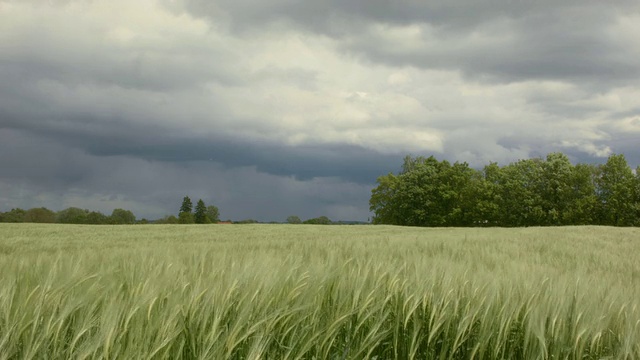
left=1, top=224, right=639, bottom=359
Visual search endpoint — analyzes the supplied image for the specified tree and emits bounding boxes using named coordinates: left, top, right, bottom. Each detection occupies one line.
left=286, top=215, right=302, bottom=224
left=178, top=196, right=194, bottom=224
left=371, top=156, right=481, bottom=227
left=471, top=162, right=502, bottom=226
left=109, top=208, right=136, bottom=224
left=595, top=154, right=635, bottom=226
left=368, top=152, right=638, bottom=227
left=194, top=199, right=209, bottom=224
left=539, top=153, right=574, bottom=225
left=206, top=205, right=220, bottom=223
left=179, top=212, right=195, bottom=224
left=634, top=166, right=640, bottom=226
left=56, top=207, right=88, bottom=224
left=24, top=207, right=56, bottom=223
left=369, top=173, right=401, bottom=225
left=494, top=158, right=545, bottom=226
left=564, top=163, right=598, bottom=225
left=1, top=208, right=26, bottom=223
left=179, top=196, right=193, bottom=214
left=158, top=215, right=179, bottom=224
left=86, top=211, right=108, bottom=224
left=304, top=216, right=332, bottom=225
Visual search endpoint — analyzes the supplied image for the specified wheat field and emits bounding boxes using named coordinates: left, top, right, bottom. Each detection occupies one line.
left=0, top=224, right=639, bottom=359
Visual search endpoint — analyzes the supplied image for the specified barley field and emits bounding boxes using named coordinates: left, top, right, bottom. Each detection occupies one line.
left=0, top=224, right=639, bottom=359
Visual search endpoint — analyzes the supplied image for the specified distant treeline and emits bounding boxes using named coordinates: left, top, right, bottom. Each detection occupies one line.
left=0, top=197, right=347, bottom=225
left=0, top=207, right=140, bottom=224
left=370, top=152, right=640, bottom=227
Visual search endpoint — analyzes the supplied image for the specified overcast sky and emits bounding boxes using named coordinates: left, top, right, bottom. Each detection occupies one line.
left=1, top=0, right=639, bottom=222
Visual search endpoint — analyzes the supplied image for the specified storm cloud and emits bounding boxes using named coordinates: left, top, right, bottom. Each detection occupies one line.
left=1, top=0, right=639, bottom=221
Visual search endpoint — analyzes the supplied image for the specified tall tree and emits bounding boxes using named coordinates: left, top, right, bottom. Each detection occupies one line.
left=634, top=166, right=640, bottom=226
left=370, top=173, right=401, bottom=225
left=495, top=158, right=545, bottom=226
left=194, top=199, right=209, bottom=224
left=180, top=196, right=193, bottom=214
left=564, top=163, right=598, bottom=225
left=474, top=162, right=502, bottom=226
left=595, top=154, right=635, bottom=226
left=539, top=153, right=574, bottom=225
left=206, top=205, right=220, bottom=223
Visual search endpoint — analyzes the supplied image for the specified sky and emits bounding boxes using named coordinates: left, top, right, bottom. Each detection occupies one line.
left=1, top=0, right=639, bottom=222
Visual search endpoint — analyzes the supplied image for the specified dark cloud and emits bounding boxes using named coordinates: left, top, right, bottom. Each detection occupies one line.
left=1, top=0, right=639, bottom=221
left=1, top=108, right=401, bottom=184
left=0, top=128, right=376, bottom=221
left=181, top=0, right=640, bottom=86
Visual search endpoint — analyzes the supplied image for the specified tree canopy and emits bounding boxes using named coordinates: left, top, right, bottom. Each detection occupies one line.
left=370, top=153, right=640, bottom=227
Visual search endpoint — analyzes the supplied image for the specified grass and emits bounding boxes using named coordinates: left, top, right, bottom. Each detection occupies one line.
left=0, top=224, right=639, bottom=359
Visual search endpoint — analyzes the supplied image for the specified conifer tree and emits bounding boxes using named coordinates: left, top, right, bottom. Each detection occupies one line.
left=194, top=199, right=209, bottom=224
left=178, top=196, right=194, bottom=224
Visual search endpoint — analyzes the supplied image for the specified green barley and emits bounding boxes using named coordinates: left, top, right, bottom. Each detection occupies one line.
left=0, top=223, right=639, bottom=359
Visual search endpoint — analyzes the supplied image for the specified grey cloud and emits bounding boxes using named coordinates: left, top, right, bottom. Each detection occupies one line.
left=2, top=0, right=639, bottom=222
left=183, top=0, right=635, bottom=33
left=2, top=111, right=402, bottom=184
left=180, top=0, right=640, bottom=87
left=0, top=128, right=374, bottom=221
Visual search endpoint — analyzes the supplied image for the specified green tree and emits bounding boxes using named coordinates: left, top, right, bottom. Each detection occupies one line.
left=370, top=156, right=480, bottom=226
left=304, top=216, right=331, bottom=225
left=179, top=196, right=193, bottom=214
left=178, top=212, right=195, bottom=224
left=286, top=215, right=302, bottom=224
left=369, top=152, right=637, bottom=227
left=437, top=160, right=479, bottom=226
left=109, top=208, right=136, bottom=224
left=473, top=162, right=502, bottom=226
left=369, top=173, right=401, bottom=225
left=595, top=154, right=635, bottom=226
left=563, top=163, right=598, bottom=225
left=634, top=166, right=640, bottom=226
left=1, top=208, right=26, bottom=223
left=56, top=207, right=88, bottom=224
left=158, top=215, right=179, bottom=224
left=194, top=199, right=209, bottom=224
left=24, top=207, right=56, bottom=223
left=86, top=211, right=108, bottom=224
left=178, top=196, right=194, bottom=224
left=539, top=153, right=575, bottom=225
left=495, top=158, right=545, bottom=226
left=206, top=205, right=220, bottom=223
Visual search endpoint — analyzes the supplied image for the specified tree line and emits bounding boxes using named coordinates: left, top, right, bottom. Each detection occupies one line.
left=0, top=207, right=139, bottom=224
left=0, top=196, right=341, bottom=225
left=369, top=152, right=640, bottom=227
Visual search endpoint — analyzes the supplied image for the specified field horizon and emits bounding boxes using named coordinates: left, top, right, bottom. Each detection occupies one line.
left=1, top=223, right=639, bottom=359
